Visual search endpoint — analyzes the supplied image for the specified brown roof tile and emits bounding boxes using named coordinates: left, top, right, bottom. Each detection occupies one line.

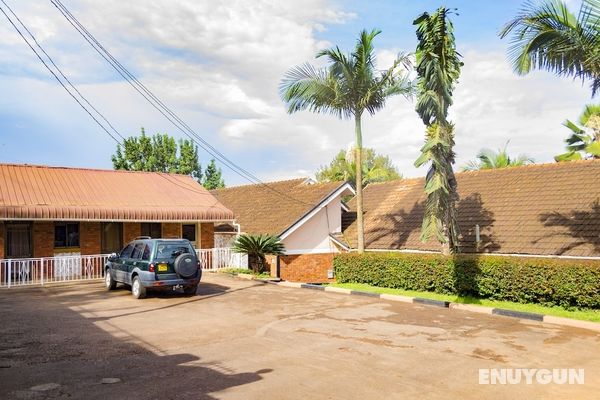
left=344, top=160, right=600, bottom=257
left=211, top=178, right=345, bottom=236
left=0, top=163, right=233, bottom=221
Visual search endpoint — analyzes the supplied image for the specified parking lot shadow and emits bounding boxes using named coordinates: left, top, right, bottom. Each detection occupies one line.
left=0, top=288, right=271, bottom=399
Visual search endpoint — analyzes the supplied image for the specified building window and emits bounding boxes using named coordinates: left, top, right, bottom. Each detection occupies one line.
left=54, top=222, right=80, bottom=248
left=182, top=224, right=196, bottom=242
left=101, top=222, right=123, bottom=254
left=141, top=223, right=161, bottom=238
left=5, top=222, right=32, bottom=258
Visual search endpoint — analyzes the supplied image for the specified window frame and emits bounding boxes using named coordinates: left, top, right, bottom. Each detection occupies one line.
left=54, top=222, right=80, bottom=248
left=182, top=224, right=196, bottom=242
left=5, top=222, right=33, bottom=259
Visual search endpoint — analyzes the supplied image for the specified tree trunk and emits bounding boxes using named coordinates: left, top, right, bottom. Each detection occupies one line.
left=355, top=114, right=365, bottom=253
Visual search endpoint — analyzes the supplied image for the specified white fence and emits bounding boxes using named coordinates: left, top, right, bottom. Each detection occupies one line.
left=0, top=248, right=246, bottom=288
left=196, top=248, right=248, bottom=271
left=0, top=254, right=109, bottom=288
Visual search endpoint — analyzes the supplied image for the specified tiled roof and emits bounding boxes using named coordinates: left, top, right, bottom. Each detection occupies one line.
left=211, top=178, right=345, bottom=236
left=344, top=160, right=600, bottom=257
left=0, top=163, right=233, bottom=221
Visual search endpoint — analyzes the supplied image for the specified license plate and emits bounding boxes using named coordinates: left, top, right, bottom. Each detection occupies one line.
left=158, top=264, right=168, bottom=272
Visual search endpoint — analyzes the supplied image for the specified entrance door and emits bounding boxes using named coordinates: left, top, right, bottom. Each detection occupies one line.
left=5, top=223, right=32, bottom=258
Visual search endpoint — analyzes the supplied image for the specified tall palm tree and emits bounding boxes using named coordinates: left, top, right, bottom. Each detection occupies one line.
left=463, top=143, right=535, bottom=170
left=413, top=7, right=463, bottom=255
left=500, top=0, right=600, bottom=97
left=280, top=29, right=414, bottom=253
left=555, top=103, right=600, bottom=161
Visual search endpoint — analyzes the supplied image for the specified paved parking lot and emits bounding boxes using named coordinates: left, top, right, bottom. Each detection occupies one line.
left=0, top=273, right=598, bottom=399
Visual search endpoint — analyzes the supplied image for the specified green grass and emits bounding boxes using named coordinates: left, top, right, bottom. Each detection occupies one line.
left=332, top=282, right=600, bottom=323
left=219, top=268, right=271, bottom=279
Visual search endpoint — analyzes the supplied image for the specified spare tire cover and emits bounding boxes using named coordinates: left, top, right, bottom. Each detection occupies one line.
left=174, top=253, right=197, bottom=278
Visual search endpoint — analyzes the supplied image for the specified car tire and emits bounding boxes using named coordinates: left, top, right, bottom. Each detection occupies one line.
left=183, top=284, right=197, bottom=296
left=132, top=276, right=146, bottom=299
left=174, top=254, right=198, bottom=278
left=105, top=269, right=117, bottom=290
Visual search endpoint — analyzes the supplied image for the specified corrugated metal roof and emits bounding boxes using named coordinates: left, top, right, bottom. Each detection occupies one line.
left=0, top=163, right=234, bottom=221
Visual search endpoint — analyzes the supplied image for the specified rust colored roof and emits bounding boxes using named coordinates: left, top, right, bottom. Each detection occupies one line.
left=211, top=178, right=345, bottom=236
left=0, top=163, right=233, bottom=221
left=344, top=160, right=600, bottom=257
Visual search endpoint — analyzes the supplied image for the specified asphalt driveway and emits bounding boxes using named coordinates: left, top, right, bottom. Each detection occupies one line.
left=0, top=274, right=598, bottom=399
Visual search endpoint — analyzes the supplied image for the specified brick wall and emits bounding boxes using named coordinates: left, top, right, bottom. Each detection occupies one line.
left=80, top=222, right=101, bottom=255
left=123, top=222, right=141, bottom=244
left=0, top=222, right=4, bottom=259
left=162, top=223, right=181, bottom=239
left=33, top=222, right=54, bottom=258
left=200, top=223, right=214, bottom=249
left=279, top=253, right=336, bottom=283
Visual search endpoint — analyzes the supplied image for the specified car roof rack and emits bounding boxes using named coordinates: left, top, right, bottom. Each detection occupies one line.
left=134, top=236, right=152, bottom=240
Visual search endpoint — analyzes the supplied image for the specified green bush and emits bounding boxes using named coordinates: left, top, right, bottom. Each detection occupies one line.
left=333, top=253, right=600, bottom=309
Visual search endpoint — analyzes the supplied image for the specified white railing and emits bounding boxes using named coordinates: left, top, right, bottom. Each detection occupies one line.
left=196, top=247, right=248, bottom=270
left=0, top=254, right=109, bottom=288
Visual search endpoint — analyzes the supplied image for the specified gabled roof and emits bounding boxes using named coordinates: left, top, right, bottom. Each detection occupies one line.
left=344, top=160, right=600, bottom=257
left=0, top=163, right=233, bottom=221
left=211, top=178, right=353, bottom=236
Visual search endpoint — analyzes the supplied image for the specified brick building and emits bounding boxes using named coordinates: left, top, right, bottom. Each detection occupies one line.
left=212, top=178, right=354, bottom=283
left=0, top=163, right=234, bottom=260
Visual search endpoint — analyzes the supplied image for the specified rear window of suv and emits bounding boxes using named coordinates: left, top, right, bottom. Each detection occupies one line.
left=154, top=242, right=194, bottom=260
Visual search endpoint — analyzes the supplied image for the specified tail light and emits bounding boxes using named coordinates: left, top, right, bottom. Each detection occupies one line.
left=149, top=263, right=155, bottom=272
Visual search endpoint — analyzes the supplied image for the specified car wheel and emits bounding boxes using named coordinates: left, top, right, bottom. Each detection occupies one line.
left=105, top=269, right=116, bottom=290
left=131, top=276, right=146, bottom=299
left=183, top=284, right=197, bottom=296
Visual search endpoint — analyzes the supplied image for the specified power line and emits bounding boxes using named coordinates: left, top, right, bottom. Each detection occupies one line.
left=50, top=0, right=313, bottom=206
left=0, top=0, right=123, bottom=145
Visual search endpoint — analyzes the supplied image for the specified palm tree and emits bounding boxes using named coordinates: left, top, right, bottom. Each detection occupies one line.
left=280, top=29, right=414, bottom=253
left=413, top=7, right=462, bottom=255
left=231, top=234, right=285, bottom=274
left=555, top=103, right=600, bottom=161
left=316, top=148, right=402, bottom=186
left=500, top=0, right=600, bottom=97
left=463, top=143, right=535, bottom=170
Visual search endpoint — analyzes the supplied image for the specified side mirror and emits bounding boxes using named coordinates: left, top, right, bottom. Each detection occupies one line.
left=108, top=252, right=118, bottom=261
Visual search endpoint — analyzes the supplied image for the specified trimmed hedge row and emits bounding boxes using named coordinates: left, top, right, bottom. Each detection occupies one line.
left=333, top=252, right=600, bottom=309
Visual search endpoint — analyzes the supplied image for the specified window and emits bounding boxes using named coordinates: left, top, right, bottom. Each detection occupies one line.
left=119, top=243, right=134, bottom=259
left=101, top=222, right=123, bottom=254
left=182, top=224, right=196, bottom=242
left=54, top=222, right=80, bottom=248
left=6, top=223, right=32, bottom=258
left=141, top=223, right=161, bottom=238
left=141, top=244, right=152, bottom=261
left=131, top=243, right=145, bottom=259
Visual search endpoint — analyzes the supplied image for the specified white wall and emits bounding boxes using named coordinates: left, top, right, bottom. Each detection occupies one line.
left=282, top=197, right=342, bottom=254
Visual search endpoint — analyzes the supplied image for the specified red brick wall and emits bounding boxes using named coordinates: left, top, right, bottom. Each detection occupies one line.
left=0, top=222, right=4, bottom=259
left=162, top=223, right=181, bottom=239
left=80, top=222, right=101, bottom=255
left=200, top=223, right=214, bottom=249
left=279, top=253, right=336, bottom=283
left=123, top=222, right=141, bottom=244
left=33, top=222, right=54, bottom=258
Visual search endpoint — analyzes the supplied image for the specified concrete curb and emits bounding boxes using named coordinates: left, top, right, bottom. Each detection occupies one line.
left=270, top=282, right=600, bottom=333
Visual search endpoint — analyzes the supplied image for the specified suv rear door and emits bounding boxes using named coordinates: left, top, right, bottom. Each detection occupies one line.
left=153, top=241, right=195, bottom=280
left=125, top=242, right=146, bottom=283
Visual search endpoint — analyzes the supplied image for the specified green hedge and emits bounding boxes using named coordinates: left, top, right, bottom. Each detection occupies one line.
left=333, top=253, right=600, bottom=309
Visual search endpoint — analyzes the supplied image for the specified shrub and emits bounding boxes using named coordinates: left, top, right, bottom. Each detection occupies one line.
left=333, top=253, right=600, bottom=309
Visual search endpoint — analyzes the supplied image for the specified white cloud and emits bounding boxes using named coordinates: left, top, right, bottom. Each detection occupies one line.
left=0, top=0, right=593, bottom=186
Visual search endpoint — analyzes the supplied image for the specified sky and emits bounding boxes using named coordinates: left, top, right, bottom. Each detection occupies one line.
left=0, top=0, right=592, bottom=186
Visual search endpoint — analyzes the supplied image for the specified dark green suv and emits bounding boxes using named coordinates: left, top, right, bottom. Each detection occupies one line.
left=104, top=238, right=201, bottom=299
